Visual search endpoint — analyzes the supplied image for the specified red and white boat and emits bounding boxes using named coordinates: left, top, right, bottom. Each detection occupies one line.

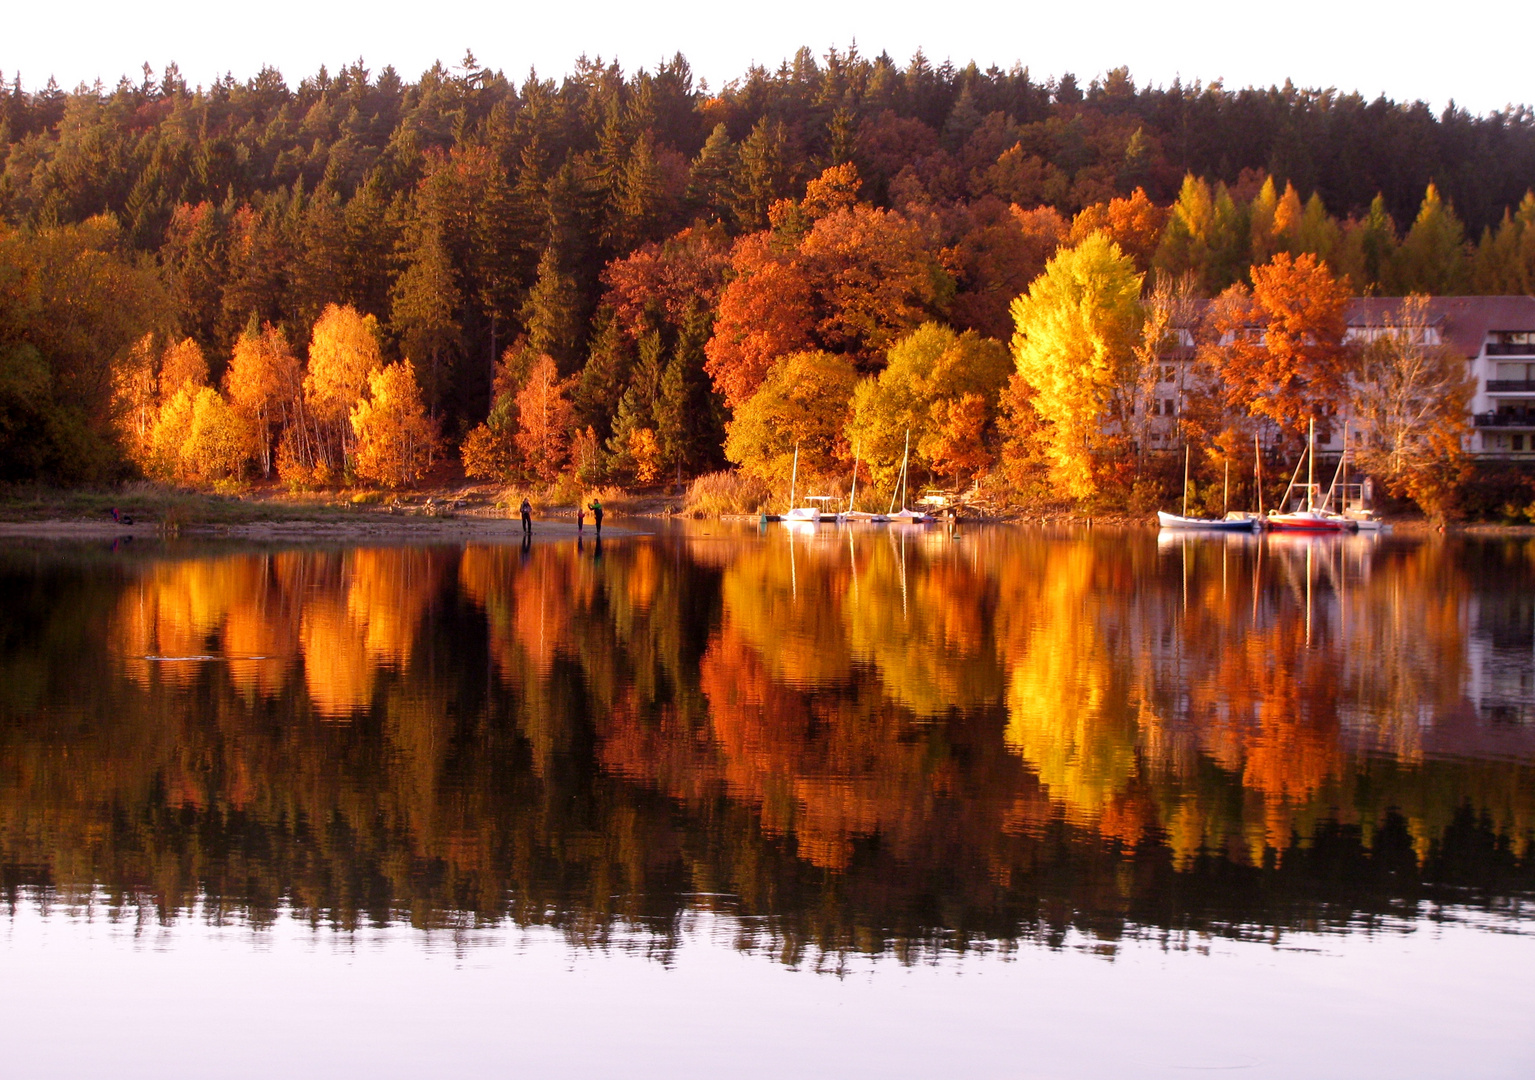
left=1266, top=508, right=1357, bottom=532
left=1266, top=419, right=1359, bottom=532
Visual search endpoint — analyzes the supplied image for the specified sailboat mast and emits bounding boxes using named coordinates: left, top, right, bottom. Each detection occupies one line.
left=1182, top=444, right=1190, bottom=518
left=1254, top=433, right=1263, bottom=516
left=788, top=442, right=799, bottom=515
left=848, top=437, right=860, bottom=514
left=1307, top=418, right=1316, bottom=511
left=901, top=429, right=910, bottom=512
left=1223, top=458, right=1230, bottom=515
left=889, top=430, right=910, bottom=515
left=1324, top=423, right=1348, bottom=512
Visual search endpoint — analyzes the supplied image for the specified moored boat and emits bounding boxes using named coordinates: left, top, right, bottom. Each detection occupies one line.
left=1266, top=508, right=1358, bottom=532
left=1157, top=511, right=1259, bottom=531
left=1266, top=418, right=1359, bottom=533
left=1158, top=444, right=1259, bottom=531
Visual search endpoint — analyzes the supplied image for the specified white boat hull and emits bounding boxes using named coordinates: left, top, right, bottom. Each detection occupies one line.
left=1158, top=511, right=1259, bottom=531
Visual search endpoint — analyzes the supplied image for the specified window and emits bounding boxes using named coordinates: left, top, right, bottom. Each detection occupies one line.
left=1516, top=435, right=1526, bottom=452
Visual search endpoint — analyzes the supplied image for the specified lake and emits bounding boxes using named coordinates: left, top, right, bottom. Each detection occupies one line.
left=1, top=523, right=1532, bottom=1078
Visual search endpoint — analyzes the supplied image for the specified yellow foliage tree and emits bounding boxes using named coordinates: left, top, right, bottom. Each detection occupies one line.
left=305, top=303, right=382, bottom=475
left=1009, top=233, right=1143, bottom=499
left=148, top=385, right=251, bottom=484
left=724, top=350, right=858, bottom=487
left=350, top=360, right=439, bottom=487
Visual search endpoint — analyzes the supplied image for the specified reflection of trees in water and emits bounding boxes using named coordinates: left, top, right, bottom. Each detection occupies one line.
left=0, top=534, right=1531, bottom=961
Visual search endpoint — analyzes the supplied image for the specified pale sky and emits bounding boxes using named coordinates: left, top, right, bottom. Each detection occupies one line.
left=2, top=0, right=1527, bottom=115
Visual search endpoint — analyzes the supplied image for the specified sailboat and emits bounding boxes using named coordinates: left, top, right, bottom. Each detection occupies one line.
left=782, top=442, right=834, bottom=524
left=884, top=430, right=935, bottom=523
left=1266, top=419, right=1357, bottom=532
left=1158, top=444, right=1260, bottom=531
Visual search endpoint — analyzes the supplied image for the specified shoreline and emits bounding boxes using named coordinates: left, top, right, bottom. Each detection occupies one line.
left=0, top=516, right=643, bottom=542
left=6, top=512, right=1535, bottom=541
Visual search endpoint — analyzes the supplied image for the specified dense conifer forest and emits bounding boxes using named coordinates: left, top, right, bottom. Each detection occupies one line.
left=2, top=48, right=1534, bottom=497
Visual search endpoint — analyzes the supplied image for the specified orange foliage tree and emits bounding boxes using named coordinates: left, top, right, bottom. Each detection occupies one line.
left=1069, top=188, right=1167, bottom=269
left=704, top=164, right=952, bottom=408
left=224, top=324, right=301, bottom=478
left=514, top=354, right=575, bottom=483
left=1206, top=252, right=1354, bottom=445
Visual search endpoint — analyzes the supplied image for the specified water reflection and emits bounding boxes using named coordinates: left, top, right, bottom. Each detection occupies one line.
left=0, top=527, right=1531, bottom=960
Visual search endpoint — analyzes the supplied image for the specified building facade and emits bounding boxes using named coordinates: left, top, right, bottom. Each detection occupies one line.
left=1347, top=295, right=1535, bottom=459
left=1151, top=295, right=1535, bottom=461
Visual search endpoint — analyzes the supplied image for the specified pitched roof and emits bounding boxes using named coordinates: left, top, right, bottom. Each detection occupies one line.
left=1346, top=296, right=1535, bottom=358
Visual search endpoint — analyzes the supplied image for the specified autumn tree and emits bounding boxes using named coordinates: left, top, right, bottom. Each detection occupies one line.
left=1349, top=295, right=1474, bottom=518
left=1205, top=252, right=1354, bottom=447
left=225, top=323, right=300, bottom=478
left=147, top=385, right=251, bottom=485
left=514, top=354, right=576, bottom=483
left=350, top=360, right=439, bottom=487
left=724, top=351, right=858, bottom=487
left=703, top=233, right=816, bottom=407
left=704, top=165, right=952, bottom=407
left=159, top=337, right=209, bottom=395
left=304, top=303, right=382, bottom=477
left=847, top=322, right=1011, bottom=494
left=944, top=200, right=1068, bottom=339
left=1470, top=192, right=1535, bottom=294
left=1069, top=188, right=1166, bottom=270
left=1009, top=234, right=1144, bottom=499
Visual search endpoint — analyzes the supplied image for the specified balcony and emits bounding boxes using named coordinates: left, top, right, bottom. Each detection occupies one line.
left=1474, top=411, right=1535, bottom=428
left=1486, top=343, right=1535, bottom=356
left=1485, top=380, right=1535, bottom=392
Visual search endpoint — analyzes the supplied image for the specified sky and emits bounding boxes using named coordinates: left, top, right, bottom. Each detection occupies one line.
left=1, top=0, right=1528, bottom=115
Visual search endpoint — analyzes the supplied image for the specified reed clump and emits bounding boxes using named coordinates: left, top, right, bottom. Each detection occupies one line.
left=685, top=470, right=772, bottom=516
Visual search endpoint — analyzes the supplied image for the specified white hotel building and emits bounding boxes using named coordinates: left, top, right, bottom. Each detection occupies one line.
left=1153, top=295, right=1535, bottom=460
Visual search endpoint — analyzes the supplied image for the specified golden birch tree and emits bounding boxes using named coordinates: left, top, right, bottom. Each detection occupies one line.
left=350, top=360, right=439, bottom=487
left=1009, top=233, right=1143, bottom=500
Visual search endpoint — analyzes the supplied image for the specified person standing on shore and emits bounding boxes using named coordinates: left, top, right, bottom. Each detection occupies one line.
left=589, top=498, right=603, bottom=535
left=577, top=505, right=585, bottom=533
left=520, top=498, right=532, bottom=535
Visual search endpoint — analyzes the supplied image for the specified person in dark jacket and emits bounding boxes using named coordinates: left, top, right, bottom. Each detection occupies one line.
left=588, top=498, right=603, bottom=535
left=520, top=498, right=532, bottom=534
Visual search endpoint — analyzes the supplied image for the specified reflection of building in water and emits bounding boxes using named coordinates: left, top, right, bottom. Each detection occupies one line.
left=1466, top=591, right=1535, bottom=722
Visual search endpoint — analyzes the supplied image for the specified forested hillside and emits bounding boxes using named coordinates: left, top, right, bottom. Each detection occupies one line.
left=2, top=48, right=1534, bottom=490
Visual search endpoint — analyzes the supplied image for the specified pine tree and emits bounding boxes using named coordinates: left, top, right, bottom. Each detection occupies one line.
left=390, top=218, right=461, bottom=413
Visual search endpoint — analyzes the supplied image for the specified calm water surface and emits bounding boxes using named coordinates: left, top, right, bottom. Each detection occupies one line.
left=1, top=523, right=1532, bottom=1078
